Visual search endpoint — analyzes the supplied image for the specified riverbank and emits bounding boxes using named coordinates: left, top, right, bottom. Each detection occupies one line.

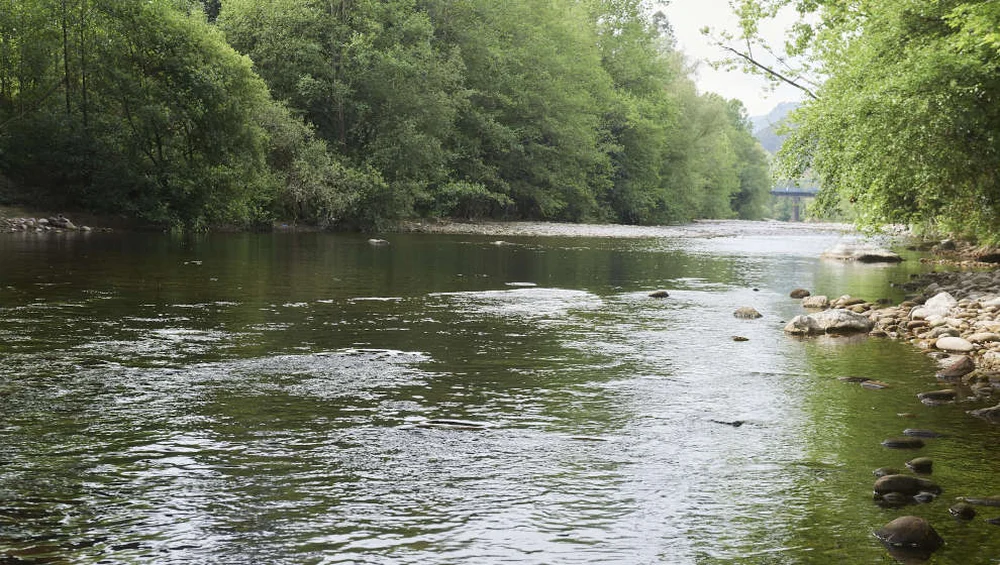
left=400, top=218, right=857, bottom=239
left=868, top=269, right=1000, bottom=377
left=0, top=207, right=121, bottom=233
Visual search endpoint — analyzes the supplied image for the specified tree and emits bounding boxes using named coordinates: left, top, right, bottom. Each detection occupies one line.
left=723, top=0, right=1000, bottom=241
left=1, top=0, right=285, bottom=228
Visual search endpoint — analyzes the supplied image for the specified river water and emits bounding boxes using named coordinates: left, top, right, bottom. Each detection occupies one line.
left=1, top=221, right=999, bottom=564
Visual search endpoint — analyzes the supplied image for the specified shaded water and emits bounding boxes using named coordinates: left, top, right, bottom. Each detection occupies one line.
left=1, top=222, right=999, bottom=564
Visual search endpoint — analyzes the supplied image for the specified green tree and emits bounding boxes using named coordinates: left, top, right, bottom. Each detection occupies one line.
left=720, top=0, right=1000, bottom=241
left=1, top=0, right=282, bottom=228
left=221, top=0, right=468, bottom=222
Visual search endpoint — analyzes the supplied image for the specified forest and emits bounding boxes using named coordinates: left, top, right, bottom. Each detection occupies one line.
left=0, top=0, right=772, bottom=230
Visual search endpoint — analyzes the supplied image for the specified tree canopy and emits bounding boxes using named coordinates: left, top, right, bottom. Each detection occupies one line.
left=720, top=0, right=1000, bottom=242
left=0, top=0, right=773, bottom=230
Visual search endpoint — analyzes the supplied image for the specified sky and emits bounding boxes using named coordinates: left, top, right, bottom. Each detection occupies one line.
left=657, top=0, right=805, bottom=117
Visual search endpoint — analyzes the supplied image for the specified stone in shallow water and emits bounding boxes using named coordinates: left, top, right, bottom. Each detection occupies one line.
left=861, top=380, right=890, bottom=389
left=648, top=290, right=670, bottom=298
left=906, top=457, right=933, bottom=474
left=874, top=475, right=941, bottom=496
left=882, top=437, right=926, bottom=449
left=949, top=502, right=977, bottom=520
left=969, top=403, right=1000, bottom=423
left=733, top=306, right=763, bottom=319
left=822, top=242, right=903, bottom=263
left=903, top=429, right=941, bottom=438
left=874, top=516, right=944, bottom=551
left=937, top=355, right=975, bottom=379
left=875, top=492, right=914, bottom=508
left=918, top=389, right=957, bottom=405
left=957, top=495, right=1000, bottom=507
left=784, top=309, right=874, bottom=335
left=790, top=288, right=811, bottom=299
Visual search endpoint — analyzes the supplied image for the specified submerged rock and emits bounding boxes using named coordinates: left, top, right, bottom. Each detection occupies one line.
left=414, top=419, right=490, bottom=430
left=861, top=379, right=890, bottom=389
left=882, top=437, right=926, bottom=449
left=903, top=429, right=942, bottom=438
left=839, top=376, right=872, bottom=383
left=906, top=457, right=933, bottom=474
left=949, top=502, right=977, bottom=520
left=874, top=516, right=944, bottom=552
left=874, top=475, right=941, bottom=496
left=917, top=389, right=957, bottom=405
left=876, top=492, right=914, bottom=508
left=957, top=495, right=1000, bottom=507
left=969, top=403, right=1000, bottom=423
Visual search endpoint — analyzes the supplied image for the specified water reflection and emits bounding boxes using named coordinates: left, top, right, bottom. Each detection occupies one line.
left=0, top=225, right=998, bottom=563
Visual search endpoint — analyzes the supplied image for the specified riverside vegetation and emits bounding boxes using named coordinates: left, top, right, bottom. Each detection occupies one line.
left=716, top=0, right=1000, bottom=244
left=0, top=0, right=771, bottom=231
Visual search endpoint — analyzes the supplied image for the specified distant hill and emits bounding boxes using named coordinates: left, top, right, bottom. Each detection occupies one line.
left=750, top=101, right=799, bottom=154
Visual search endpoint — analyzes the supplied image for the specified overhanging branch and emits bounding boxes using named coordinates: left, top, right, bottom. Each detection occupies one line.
left=720, top=44, right=819, bottom=100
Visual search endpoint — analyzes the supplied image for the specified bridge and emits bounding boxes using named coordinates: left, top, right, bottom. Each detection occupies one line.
left=770, top=183, right=820, bottom=221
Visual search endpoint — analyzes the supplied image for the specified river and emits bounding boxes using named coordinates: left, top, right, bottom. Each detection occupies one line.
left=1, top=221, right=999, bottom=564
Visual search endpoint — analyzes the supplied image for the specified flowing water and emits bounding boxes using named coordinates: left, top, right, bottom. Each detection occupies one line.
left=1, top=222, right=999, bottom=564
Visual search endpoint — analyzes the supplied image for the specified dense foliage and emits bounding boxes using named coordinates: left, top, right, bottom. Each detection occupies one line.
left=0, top=0, right=771, bottom=229
left=728, top=0, right=1000, bottom=242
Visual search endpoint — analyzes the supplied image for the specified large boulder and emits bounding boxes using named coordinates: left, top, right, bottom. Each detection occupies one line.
left=783, top=309, right=874, bottom=335
left=822, top=242, right=902, bottom=263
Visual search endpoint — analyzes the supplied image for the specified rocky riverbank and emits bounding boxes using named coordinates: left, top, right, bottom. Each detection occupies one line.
left=0, top=212, right=106, bottom=234
left=781, top=251, right=1000, bottom=559
left=786, top=267, right=1000, bottom=411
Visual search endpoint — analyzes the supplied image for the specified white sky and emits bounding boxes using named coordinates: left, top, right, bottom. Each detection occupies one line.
left=657, top=0, right=805, bottom=116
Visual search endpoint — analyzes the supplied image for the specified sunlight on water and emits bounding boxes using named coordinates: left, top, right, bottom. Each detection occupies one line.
left=0, top=224, right=998, bottom=564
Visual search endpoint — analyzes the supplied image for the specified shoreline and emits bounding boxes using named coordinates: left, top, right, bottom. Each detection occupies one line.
left=398, top=218, right=857, bottom=239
